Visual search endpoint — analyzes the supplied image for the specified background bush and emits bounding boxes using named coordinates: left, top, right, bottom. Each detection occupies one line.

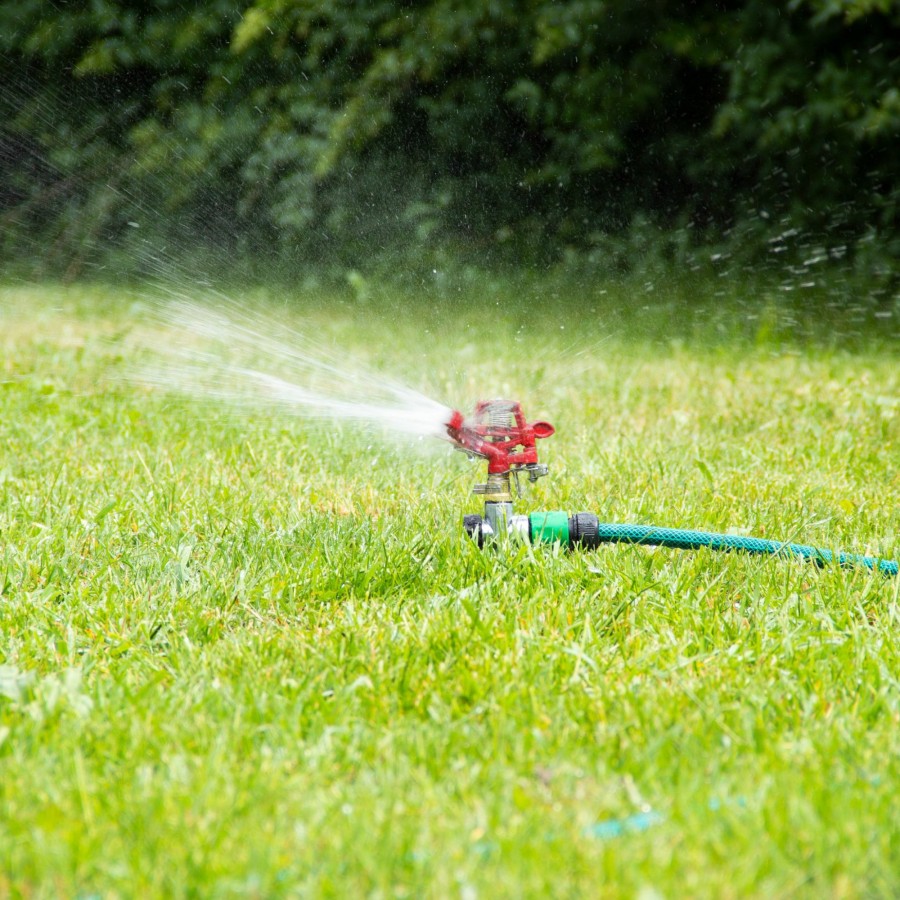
left=1, top=0, right=898, bottom=277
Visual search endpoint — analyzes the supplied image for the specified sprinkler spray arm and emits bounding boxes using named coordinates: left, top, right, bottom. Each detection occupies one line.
left=446, top=400, right=554, bottom=478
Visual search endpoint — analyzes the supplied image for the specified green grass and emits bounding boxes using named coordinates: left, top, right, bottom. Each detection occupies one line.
left=1, top=279, right=898, bottom=898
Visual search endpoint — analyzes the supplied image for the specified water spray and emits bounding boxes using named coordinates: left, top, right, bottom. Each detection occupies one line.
left=446, top=400, right=899, bottom=577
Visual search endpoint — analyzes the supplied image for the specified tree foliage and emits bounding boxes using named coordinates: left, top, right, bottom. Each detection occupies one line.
left=1, top=0, right=897, bottom=272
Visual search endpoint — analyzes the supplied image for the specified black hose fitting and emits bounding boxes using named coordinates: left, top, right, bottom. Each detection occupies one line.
left=463, top=514, right=485, bottom=548
left=569, top=512, right=600, bottom=548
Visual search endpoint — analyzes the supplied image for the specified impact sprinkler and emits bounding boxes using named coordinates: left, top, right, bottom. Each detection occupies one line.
left=446, top=399, right=555, bottom=543
left=446, top=400, right=899, bottom=577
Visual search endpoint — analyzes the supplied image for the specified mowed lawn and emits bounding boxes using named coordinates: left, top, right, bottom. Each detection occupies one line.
left=1, top=281, right=898, bottom=897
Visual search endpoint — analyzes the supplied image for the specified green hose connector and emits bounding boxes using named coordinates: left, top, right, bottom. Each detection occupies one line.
left=530, top=511, right=570, bottom=545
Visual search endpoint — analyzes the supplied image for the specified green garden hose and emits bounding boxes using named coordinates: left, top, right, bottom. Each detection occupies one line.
left=530, top=512, right=899, bottom=576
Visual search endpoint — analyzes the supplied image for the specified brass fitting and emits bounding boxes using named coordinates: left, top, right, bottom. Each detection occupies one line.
left=473, top=471, right=514, bottom=504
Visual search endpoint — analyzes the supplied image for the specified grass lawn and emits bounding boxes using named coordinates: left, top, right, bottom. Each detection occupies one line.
left=1, top=278, right=898, bottom=897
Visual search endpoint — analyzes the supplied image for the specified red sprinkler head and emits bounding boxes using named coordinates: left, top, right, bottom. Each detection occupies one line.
left=446, top=399, right=554, bottom=476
